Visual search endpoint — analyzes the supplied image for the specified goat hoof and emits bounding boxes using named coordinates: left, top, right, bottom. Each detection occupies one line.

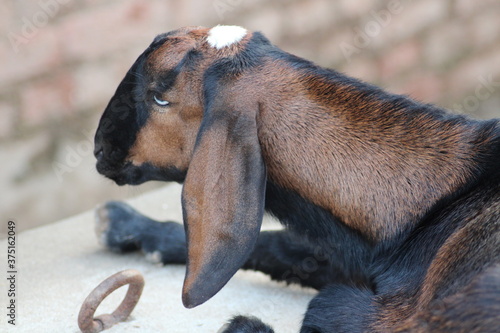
left=95, top=201, right=142, bottom=252
left=218, top=316, right=274, bottom=333
left=144, top=250, right=163, bottom=264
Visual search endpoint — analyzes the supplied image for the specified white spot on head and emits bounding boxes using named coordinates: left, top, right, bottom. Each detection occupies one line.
left=207, top=25, right=247, bottom=49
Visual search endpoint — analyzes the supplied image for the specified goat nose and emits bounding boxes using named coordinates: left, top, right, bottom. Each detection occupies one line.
left=94, top=144, right=104, bottom=161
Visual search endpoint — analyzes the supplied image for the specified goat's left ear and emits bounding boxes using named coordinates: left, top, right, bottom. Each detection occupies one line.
left=181, top=92, right=266, bottom=308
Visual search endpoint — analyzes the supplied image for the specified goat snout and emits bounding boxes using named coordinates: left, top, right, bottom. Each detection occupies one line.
left=94, top=140, right=124, bottom=173
left=94, top=139, right=152, bottom=186
left=94, top=145, right=104, bottom=161
left=94, top=139, right=125, bottom=163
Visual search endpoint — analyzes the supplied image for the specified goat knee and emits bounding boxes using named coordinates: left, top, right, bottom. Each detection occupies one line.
left=301, top=284, right=375, bottom=333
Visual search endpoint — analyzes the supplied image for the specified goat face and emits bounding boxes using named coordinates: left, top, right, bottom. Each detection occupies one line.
left=94, top=27, right=207, bottom=185
left=94, top=26, right=267, bottom=308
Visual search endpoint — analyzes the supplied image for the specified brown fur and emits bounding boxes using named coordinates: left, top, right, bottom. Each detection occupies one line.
left=131, top=45, right=480, bottom=242
left=255, top=65, right=479, bottom=241
left=94, top=26, right=500, bottom=331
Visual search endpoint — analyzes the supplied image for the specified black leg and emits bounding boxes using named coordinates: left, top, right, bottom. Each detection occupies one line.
left=300, top=284, right=375, bottom=333
left=219, top=316, right=275, bottom=333
left=95, top=201, right=187, bottom=264
left=97, top=201, right=381, bottom=332
left=95, top=201, right=342, bottom=289
left=217, top=285, right=376, bottom=333
left=242, top=230, right=345, bottom=290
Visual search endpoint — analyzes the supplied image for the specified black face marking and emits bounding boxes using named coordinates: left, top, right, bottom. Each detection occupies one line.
left=94, top=36, right=190, bottom=186
left=113, top=162, right=187, bottom=185
left=94, top=54, right=149, bottom=177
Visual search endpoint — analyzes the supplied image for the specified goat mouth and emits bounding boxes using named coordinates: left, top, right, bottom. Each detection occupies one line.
left=95, top=160, right=144, bottom=186
left=97, top=159, right=188, bottom=186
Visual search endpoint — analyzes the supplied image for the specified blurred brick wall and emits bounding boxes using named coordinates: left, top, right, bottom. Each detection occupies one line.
left=1, top=0, right=499, bottom=235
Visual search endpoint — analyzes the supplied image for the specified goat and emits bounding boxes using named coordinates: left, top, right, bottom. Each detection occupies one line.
left=93, top=25, right=500, bottom=332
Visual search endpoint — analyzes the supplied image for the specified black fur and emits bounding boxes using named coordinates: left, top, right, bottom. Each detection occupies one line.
left=221, top=315, right=274, bottom=333
left=94, top=27, right=500, bottom=332
left=94, top=51, right=150, bottom=184
left=97, top=201, right=186, bottom=263
left=265, top=182, right=373, bottom=286
left=301, top=285, right=375, bottom=333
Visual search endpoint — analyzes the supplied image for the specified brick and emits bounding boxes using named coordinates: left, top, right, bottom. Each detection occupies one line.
left=20, top=73, right=75, bottom=127
left=454, top=0, right=500, bottom=18
left=423, top=22, right=469, bottom=68
left=335, top=1, right=417, bottom=55
left=474, top=96, right=500, bottom=119
left=0, top=131, right=51, bottom=201
left=0, top=102, right=17, bottom=139
left=389, top=0, right=448, bottom=41
left=241, top=7, right=284, bottom=43
left=7, top=0, right=46, bottom=23
left=1, top=0, right=500, bottom=236
left=0, top=1, right=14, bottom=33
left=469, top=12, right=500, bottom=49
left=379, top=40, right=421, bottom=80
left=0, top=26, right=61, bottom=88
left=339, top=0, right=374, bottom=18
left=285, top=0, right=336, bottom=37
left=72, top=58, right=134, bottom=113
left=175, top=0, right=217, bottom=24
left=320, top=28, right=357, bottom=66
left=230, top=0, right=268, bottom=16
left=0, top=131, right=59, bottom=230
left=454, top=0, right=476, bottom=16
left=447, top=49, right=500, bottom=104
left=58, top=0, right=173, bottom=63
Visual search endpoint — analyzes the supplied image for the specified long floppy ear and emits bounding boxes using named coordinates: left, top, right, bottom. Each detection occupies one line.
left=181, top=93, right=266, bottom=308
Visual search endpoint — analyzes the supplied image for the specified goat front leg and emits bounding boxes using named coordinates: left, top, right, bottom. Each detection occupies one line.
left=242, top=230, right=340, bottom=290
left=95, top=201, right=187, bottom=264
left=219, top=285, right=376, bottom=333
left=95, top=201, right=338, bottom=290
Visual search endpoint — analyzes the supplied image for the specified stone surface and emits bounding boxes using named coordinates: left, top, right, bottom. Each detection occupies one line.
left=0, top=185, right=315, bottom=332
left=1, top=0, right=499, bottom=234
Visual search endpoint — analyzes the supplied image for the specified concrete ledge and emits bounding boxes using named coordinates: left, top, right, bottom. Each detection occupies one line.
left=1, top=184, right=315, bottom=332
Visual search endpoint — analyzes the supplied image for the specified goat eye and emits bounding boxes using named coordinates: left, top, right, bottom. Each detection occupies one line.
left=153, top=94, right=169, bottom=106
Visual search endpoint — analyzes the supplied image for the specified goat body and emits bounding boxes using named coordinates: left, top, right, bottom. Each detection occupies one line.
left=94, top=26, right=500, bottom=332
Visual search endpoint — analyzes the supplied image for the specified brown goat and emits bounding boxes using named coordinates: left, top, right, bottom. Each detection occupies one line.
left=94, top=26, right=500, bottom=332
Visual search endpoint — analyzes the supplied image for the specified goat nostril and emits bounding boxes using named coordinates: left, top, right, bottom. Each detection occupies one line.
left=95, top=148, right=104, bottom=160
